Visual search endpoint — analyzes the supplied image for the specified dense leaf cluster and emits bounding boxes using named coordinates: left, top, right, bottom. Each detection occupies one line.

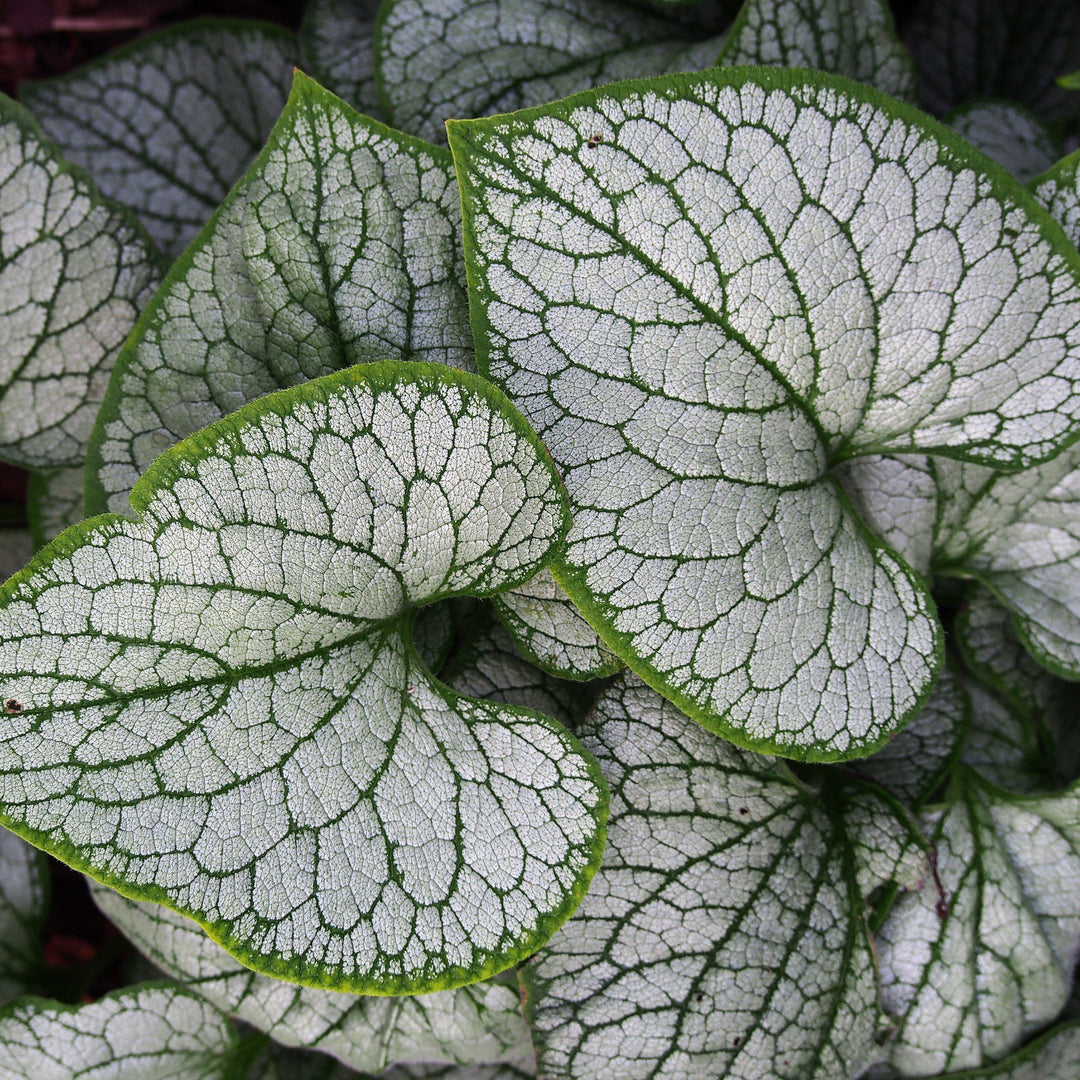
left=1, top=1, right=1080, bottom=1077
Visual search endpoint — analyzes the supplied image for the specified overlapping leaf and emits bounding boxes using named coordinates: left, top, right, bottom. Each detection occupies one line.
left=441, top=604, right=588, bottom=730
left=300, top=0, right=383, bottom=118
left=718, top=0, right=916, bottom=100
left=491, top=570, right=621, bottom=681
left=926, top=1022, right=1080, bottom=1080
left=26, top=466, right=84, bottom=548
left=0, top=361, right=607, bottom=994
left=91, top=883, right=535, bottom=1073
left=522, top=674, right=926, bottom=1079
left=932, top=444, right=1080, bottom=678
left=87, top=73, right=472, bottom=517
left=904, top=0, right=1080, bottom=122
left=961, top=680, right=1058, bottom=793
left=0, top=984, right=238, bottom=1080
left=375, top=0, right=728, bottom=144
left=1032, top=149, right=1080, bottom=251
left=0, top=95, right=161, bottom=471
left=876, top=768, right=1080, bottom=1075
left=20, top=19, right=300, bottom=258
left=957, top=588, right=1080, bottom=785
left=860, top=667, right=968, bottom=809
left=0, top=829, right=48, bottom=1006
left=947, top=102, right=1060, bottom=184
left=450, top=67, right=1080, bottom=756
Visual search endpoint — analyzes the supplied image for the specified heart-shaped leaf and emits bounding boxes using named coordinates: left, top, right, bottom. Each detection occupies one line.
left=20, top=19, right=300, bottom=258
left=451, top=68, right=1080, bottom=757
left=876, top=767, right=1080, bottom=1074
left=87, top=72, right=473, bottom=518
left=523, top=674, right=926, bottom=1079
left=0, top=361, right=607, bottom=994
left=449, top=67, right=1080, bottom=756
left=0, top=94, right=161, bottom=471
left=375, top=0, right=728, bottom=144
left=0, top=829, right=48, bottom=1006
left=0, top=985, right=238, bottom=1080
left=91, top=882, right=535, bottom=1073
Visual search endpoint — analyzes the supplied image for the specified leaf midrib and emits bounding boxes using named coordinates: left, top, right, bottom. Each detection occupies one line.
left=465, top=126, right=842, bottom=473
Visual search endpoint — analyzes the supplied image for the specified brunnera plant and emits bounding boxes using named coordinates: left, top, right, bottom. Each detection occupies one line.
left=1, top=1, right=1080, bottom=1078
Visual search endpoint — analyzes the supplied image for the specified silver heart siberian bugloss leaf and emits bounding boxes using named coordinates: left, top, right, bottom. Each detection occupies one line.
left=0, top=361, right=607, bottom=995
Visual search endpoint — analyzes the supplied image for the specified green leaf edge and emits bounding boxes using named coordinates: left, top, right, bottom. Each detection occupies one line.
left=550, top=475, right=943, bottom=760
left=83, top=68, right=455, bottom=518
left=2, top=358, right=613, bottom=996
left=444, top=64, right=1080, bottom=758
left=448, top=64, right=1080, bottom=473
left=960, top=571, right=1080, bottom=684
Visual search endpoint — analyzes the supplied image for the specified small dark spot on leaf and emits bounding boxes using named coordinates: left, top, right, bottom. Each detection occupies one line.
left=5, top=698, right=22, bottom=714
left=586, top=133, right=603, bottom=147
left=732, top=1036, right=742, bottom=1047
left=738, top=806, right=749, bottom=815
left=695, top=992, right=704, bottom=1002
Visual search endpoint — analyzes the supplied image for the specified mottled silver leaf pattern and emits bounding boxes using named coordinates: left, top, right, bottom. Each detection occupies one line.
left=0, top=95, right=161, bottom=470
left=0, top=362, right=605, bottom=993
left=524, top=673, right=925, bottom=1079
left=493, top=569, right=621, bottom=681
left=948, top=102, right=1060, bottom=184
left=300, top=0, right=383, bottom=118
left=376, top=0, right=726, bottom=144
left=91, top=883, right=536, bottom=1074
left=21, top=19, right=300, bottom=257
left=87, top=73, right=473, bottom=517
left=0, top=984, right=237, bottom=1080
left=719, top=0, right=916, bottom=100
left=877, top=769, right=1080, bottom=1075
